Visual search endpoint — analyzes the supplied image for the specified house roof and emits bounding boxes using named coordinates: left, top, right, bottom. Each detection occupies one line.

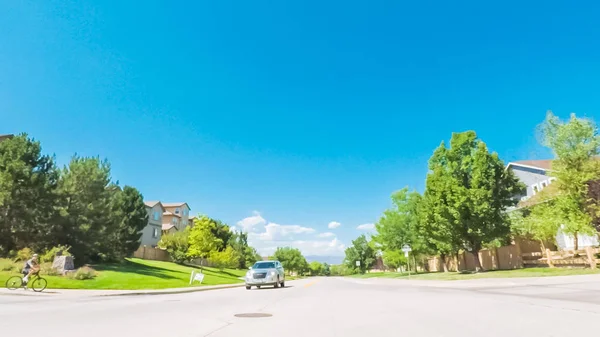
left=163, top=211, right=181, bottom=218
left=162, top=202, right=191, bottom=210
left=507, top=159, right=553, bottom=171
left=144, top=201, right=166, bottom=211
left=0, top=134, right=14, bottom=142
left=162, top=224, right=176, bottom=231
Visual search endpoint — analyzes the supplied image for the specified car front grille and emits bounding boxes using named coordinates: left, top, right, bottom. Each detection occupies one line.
left=253, top=273, right=267, bottom=279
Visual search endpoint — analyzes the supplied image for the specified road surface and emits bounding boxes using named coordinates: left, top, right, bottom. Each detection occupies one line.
left=2, top=275, right=600, bottom=336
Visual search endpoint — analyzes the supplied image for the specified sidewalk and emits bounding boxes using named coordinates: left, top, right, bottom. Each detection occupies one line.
left=341, top=273, right=600, bottom=289
left=0, top=282, right=246, bottom=298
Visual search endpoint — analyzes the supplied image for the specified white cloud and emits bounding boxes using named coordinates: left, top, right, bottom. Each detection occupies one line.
left=251, top=238, right=346, bottom=257
left=236, top=211, right=266, bottom=232
left=237, top=212, right=344, bottom=257
left=250, top=223, right=316, bottom=241
left=317, top=232, right=335, bottom=238
left=357, top=223, right=375, bottom=230
left=328, top=221, right=341, bottom=229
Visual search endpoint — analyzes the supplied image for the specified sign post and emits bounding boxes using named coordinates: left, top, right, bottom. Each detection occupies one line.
left=402, top=244, right=412, bottom=279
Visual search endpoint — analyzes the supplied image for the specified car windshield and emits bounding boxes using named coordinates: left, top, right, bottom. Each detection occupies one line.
left=252, top=262, right=275, bottom=269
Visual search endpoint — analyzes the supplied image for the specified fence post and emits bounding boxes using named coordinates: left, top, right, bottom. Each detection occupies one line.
left=586, top=246, right=597, bottom=269
left=546, top=249, right=554, bottom=268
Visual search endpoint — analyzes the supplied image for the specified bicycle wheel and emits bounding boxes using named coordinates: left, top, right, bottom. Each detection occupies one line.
left=5, top=276, right=23, bottom=290
left=31, top=277, right=47, bottom=292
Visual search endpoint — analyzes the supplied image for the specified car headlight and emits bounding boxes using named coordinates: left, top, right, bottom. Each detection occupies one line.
left=270, top=270, right=276, bottom=276
left=246, top=271, right=252, bottom=277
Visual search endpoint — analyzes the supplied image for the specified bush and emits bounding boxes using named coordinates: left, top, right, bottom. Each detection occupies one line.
left=66, top=266, right=97, bottom=280
left=15, top=248, right=34, bottom=262
left=40, top=262, right=61, bottom=276
left=158, top=231, right=189, bottom=263
left=40, top=245, right=72, bottom=263
left=0, top=259, right=20, bottom=273
left=208, top=246, right=238, bottom=270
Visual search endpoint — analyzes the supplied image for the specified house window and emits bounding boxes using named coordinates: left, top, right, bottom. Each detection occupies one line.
left=533, top=185, right=539, bottom=194
left=152, top=228, right=159, bottom=238
left=175, top=208, right=180, bottom=214
left=172, top=218, right=177, bottom=224
left=153, top=212, right=160, bottom=221
left=541, top=181, right=548, bottom=188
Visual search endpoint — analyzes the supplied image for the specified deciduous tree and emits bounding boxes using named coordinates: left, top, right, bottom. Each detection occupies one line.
left=538, top=111, right=600, bottom=249
left=187, top=216, right=222, bottom=261
left=424, top=131, right=524, bottom=271
left=344, top=235, right=376, bottom=274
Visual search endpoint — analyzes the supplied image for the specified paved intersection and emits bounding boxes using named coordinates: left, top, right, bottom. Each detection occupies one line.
left=2, top=275, right=600, bottom=336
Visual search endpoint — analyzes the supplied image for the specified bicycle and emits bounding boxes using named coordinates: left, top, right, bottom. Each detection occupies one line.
left=5, top=271, right=47, bottom=292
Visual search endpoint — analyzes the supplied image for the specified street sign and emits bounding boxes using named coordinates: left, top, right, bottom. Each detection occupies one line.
left=402, top=244, right=412, bottom=255
left=355, top=260, right=360, bottom=267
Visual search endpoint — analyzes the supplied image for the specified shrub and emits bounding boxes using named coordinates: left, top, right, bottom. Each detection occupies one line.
left=208, top=246, right=238, bottom=271
left=40, top=245, right=72, bottom=263
left=66, top=266, right=97, bottom=280
left=0, top=259, right=20, bottom=272
left=158, top=231, right=189, bottom=263
left=15, top=248, right=34, bottom=262
left=40, top=262, right=61, bottom=276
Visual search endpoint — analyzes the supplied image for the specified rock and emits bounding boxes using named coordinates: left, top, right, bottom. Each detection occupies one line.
left=52, top=255, right=75, bottom=274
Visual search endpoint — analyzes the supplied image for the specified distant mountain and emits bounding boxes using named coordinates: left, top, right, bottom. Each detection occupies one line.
left=305, top=255, right=344, bottom=265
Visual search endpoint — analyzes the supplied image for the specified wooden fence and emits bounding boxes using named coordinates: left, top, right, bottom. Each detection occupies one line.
left=425, top=238, right=598, bottom=272
left=132, top=246, right=171, bottom=262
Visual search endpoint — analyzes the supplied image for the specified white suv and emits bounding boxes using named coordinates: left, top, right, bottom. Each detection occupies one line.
left=245, top=261, right=285, bottom=290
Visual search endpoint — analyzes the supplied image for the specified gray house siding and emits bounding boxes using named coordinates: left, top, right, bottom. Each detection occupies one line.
left=140, top=204, right=164, bottom=247
left=510, top=165, right=553, bottom=198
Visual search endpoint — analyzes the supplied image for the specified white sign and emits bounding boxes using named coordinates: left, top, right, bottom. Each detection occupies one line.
left=190, top=271, right=205, bottom=284
left=355, top=260, right=360, bottom=267
left=402, top=244, right=412, bottom=253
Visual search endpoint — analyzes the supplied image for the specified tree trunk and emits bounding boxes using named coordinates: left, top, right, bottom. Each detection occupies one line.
left=440, top=253, right=449, bottom=272
left=574, top=232, right=579, bottom=251
left=472, top=250, right=484, bottom=272
left=413, top=255, right=418, bottom=274
left=454, top=254, right=460, bottom=272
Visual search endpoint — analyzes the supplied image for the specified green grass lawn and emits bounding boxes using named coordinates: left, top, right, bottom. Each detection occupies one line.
left=0, top=258, right=246, bottom=290
left=350, top=267, right=600, bottom=281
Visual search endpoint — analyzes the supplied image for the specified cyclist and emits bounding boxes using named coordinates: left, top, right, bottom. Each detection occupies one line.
left=22, top=253, right=40, bottom=284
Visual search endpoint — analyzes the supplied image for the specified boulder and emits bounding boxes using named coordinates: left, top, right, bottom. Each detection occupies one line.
left=52, top=255, right=75, bottom=274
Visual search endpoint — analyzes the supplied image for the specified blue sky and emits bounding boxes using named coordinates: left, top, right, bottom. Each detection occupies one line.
left=2, top=1, right=600, bottom=257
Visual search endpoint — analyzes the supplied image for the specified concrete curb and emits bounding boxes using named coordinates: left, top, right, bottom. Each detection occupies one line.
left=95, top=283, right=246, bottom=297
left=0, top=283, right=247, bottom=298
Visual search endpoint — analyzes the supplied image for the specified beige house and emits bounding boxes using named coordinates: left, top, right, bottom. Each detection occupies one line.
left=141, top=201, right=165, bottom=247
left=162, top=202, right=191, bottom=232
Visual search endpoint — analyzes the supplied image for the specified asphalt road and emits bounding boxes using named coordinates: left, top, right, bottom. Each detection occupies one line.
left=2, top=275, right=600, bottom=336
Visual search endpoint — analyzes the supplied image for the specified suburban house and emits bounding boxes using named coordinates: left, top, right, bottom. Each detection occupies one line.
left=141, top=201, right=165, bottom=247
left=161, top=202, right=191, bottom=233
left=507, top=159, right=599, bottom=249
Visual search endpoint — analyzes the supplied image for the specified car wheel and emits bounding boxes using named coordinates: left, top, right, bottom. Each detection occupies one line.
left=246, top=285, right=251, bottom=290
left=274, top=276, right=280, bottom=288
left=281, top=281, right=285, bottom=288
left=257, top=286, right=261, bottom=289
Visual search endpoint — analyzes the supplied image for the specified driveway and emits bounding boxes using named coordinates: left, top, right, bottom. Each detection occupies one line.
left=2, top=275, right=600, bottom=336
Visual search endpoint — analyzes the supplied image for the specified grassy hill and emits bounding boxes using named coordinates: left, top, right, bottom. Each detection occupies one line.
left=0, top=258, right=246, bottom=290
